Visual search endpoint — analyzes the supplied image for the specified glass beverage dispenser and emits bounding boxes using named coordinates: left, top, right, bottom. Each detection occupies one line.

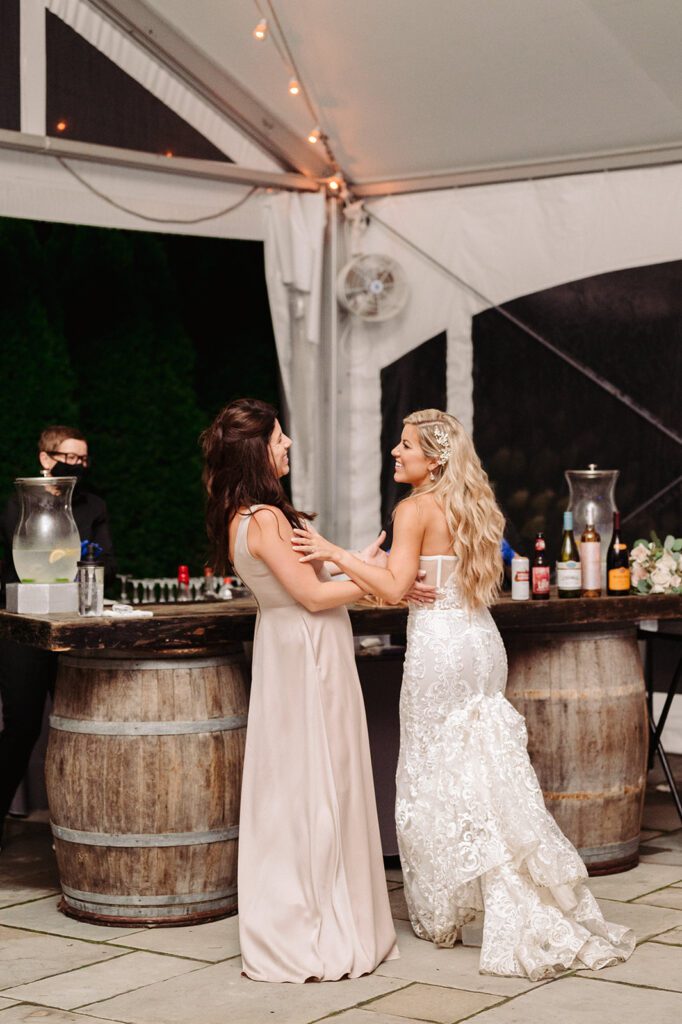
left=12, top=476, right=80, bottom=584
left=565, top=464, right=619, bottom=589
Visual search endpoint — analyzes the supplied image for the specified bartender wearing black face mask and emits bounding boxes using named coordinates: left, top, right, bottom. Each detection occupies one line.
left=0, top=425, right=116, bottom=852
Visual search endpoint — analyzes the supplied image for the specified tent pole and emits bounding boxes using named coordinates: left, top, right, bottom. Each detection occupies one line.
left=327, top=195, right=339, bottom=538
left=19, top=1, right=46, bottom=136
left=90, top=0, right=332, bottom=178
left=0, top=129, right=320, bottom=193
left=352, top=143, right=682, bottom=197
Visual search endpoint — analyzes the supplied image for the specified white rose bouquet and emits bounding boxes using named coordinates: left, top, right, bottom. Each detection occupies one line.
left=630, top=533, right=682, bottom=595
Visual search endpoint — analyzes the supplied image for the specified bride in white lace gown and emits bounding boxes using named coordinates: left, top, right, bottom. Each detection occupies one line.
left=293, top=409, right=635, bottom=981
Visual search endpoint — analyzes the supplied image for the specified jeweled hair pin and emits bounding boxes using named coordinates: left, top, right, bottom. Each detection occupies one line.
left=432, top=424, right=451, bottom=466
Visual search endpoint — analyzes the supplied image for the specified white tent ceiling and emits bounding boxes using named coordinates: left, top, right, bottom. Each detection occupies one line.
left=121, top=0, right=682, bottom=189
left=1, top=0, right=679, bottom=544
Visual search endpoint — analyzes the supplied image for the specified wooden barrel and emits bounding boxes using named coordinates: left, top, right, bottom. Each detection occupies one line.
left=45, top=650, right=248, bottom=925
left=505, top=627, right=647, bottom=875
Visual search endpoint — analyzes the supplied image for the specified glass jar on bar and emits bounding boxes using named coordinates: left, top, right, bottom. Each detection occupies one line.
left=12, top=476, right=80, bottom=584
left=565, top=464, right=619, bottom=590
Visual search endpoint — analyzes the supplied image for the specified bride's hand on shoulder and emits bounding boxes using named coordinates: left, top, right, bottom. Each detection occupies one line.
left=292, top=524, right=340, bottom=564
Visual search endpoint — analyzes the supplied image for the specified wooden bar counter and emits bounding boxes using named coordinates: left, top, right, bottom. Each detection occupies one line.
left=1, top=591, right=679, bottom=654
left=0, top=592, right=679, bottom=924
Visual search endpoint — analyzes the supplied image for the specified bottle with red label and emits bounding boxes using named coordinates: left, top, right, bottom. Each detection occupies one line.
left=606, top=511, right=630, bottom=595
left=531, top=532, right=550, bottom=600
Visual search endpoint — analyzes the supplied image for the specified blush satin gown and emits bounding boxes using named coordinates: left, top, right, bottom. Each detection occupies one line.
left=233, top=508, right=399, bottom=982
left=396, top=555, right=635, bottom=981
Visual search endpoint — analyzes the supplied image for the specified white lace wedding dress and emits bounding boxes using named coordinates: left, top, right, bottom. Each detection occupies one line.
left=396, top=555, right=635, bottom=980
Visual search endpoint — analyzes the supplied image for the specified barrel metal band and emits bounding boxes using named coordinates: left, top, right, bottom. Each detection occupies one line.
left=49, top=714, right=247, bottom=736
left=59, top=655, right=242, bottom=671
left=578, top=835, right=640, bottom=861
left=51, top=823, right=239, bottom=847
left=544, top=779, right=645, bottom=801
left=62, top=896, right=236, bottom=918
left=61, top=883, right=237, bottom=907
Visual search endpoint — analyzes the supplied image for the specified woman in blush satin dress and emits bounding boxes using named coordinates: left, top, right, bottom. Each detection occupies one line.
left=293, top=409, right=635, bottom=982
left=201, top=398, right=399, bottom=983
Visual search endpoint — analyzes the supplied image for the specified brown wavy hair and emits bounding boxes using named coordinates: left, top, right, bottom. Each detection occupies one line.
left=200, top=398, right=312, bottom=574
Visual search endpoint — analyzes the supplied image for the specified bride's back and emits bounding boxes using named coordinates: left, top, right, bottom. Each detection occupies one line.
left=408, top=493, right=455, bottom=558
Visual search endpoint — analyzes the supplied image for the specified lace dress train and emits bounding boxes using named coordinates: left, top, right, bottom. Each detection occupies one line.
left=396, top=556, right=635, bottom=981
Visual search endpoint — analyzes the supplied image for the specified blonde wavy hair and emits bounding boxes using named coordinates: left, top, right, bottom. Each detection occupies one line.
left=402, top=409, right=505, bottom=609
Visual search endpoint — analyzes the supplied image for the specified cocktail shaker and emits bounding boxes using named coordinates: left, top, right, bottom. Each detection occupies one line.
left=78, top=543, right=104, bottom=616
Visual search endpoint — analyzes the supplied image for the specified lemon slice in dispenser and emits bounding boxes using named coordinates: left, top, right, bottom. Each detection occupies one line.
left=48, top=548, right=67, bottom=563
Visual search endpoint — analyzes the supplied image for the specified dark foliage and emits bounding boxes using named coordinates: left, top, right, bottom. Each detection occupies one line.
left=0, top=219, right=278, bottom=578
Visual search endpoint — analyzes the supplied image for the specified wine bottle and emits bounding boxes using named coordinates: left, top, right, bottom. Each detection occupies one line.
left=200, top=566, right=218, bottom=601
left=556, top=511, right=581, bottom=598
left=531, top=532, right=550, bottom=600
left=580, top=515, right=601, bottom=597
left=607, top=511, right=630, bottom=595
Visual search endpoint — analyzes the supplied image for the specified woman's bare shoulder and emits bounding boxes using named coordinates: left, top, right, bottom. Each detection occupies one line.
left=250, top=505, right=293, bottom=538
left=394, top=495, right=431, bottom=534
left=398, top=492, right=440, bottom=517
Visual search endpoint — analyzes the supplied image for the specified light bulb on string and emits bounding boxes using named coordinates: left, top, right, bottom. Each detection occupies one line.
left=307, top=127, right=322, bottom=144
left=288, top=78, right=301, bottom=96
left=327, top=174, right=343, bottom=194
left=56, top=120, right=67, bottom=132
left=252, top=19, right=268, bottom=41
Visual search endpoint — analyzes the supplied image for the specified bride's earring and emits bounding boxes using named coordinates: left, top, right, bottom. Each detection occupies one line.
left=429, top=470, right=436, bottom=481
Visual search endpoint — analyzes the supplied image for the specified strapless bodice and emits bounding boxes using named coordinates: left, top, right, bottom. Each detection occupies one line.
left=413, top=555, right=462, bottom=611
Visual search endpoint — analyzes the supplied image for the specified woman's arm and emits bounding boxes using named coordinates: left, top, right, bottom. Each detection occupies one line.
left=249, top=507, right=365, bottom=613
left=307, top=523, right=386, bottom=580
left=293, top=500, right=425, bottom=605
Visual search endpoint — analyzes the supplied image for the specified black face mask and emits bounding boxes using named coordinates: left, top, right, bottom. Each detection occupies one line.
left=50, top=461, right=87, bottom=482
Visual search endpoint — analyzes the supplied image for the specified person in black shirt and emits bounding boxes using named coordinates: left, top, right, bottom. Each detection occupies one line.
left=0, top=425, right=116, bottom=850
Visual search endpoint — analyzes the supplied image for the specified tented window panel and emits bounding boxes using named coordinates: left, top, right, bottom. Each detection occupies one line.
left=473, top=261, right=682, bottom=562
left=45, top=11, right=231, bottom=162
left=0, top=0, right=20, bottom=131
left=380, top=332, right=447, bottom=537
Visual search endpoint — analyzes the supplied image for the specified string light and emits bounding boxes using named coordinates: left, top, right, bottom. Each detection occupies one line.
left=249, top=3, right=342, bottom=177
left=252, top=18, right=268, bottom=41
left=56, top=120, right=67, bottom=132
left=164, top=150, right=174, bottom=158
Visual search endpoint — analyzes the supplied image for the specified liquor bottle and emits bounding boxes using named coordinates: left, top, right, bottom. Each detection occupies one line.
left=556, top=511, right=581, bottom=598
left=580, top=515, right=601, bottom=597
left=607, top=511, right=630, bottom=595
left=177, top=564, right=191, bottom=602
left=531, top=533, right=550, bottom=600
left=200, top=566, right=218, bottom=601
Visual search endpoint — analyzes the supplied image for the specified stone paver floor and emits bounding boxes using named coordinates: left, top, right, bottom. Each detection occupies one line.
left=0, top=760, right=680, bottom=1024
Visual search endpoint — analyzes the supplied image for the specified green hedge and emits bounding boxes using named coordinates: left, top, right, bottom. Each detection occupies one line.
left=0, top=219, right=279, bottom=579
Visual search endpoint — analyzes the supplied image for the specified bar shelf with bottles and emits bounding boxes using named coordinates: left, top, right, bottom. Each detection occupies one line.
left=116, top=565, right=251, bottom=605
left=512, top=463, right=633, bottom=602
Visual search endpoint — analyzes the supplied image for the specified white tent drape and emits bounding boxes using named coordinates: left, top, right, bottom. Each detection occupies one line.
left=263, top=190, right=326, bottom=513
